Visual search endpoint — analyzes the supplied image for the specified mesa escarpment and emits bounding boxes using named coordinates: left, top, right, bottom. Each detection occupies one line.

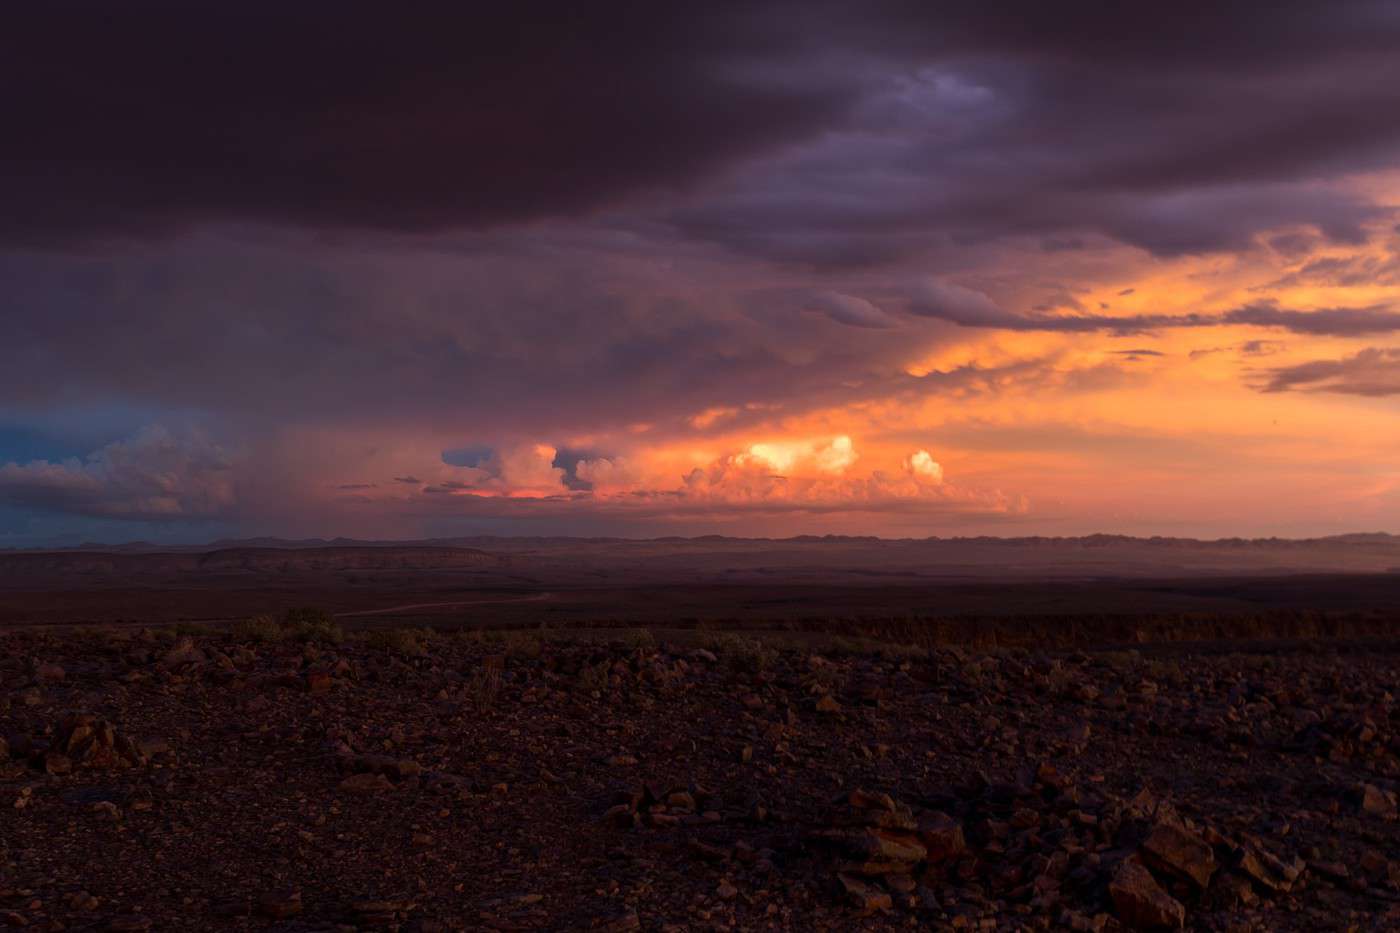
left=0, top=545, right=505, bottom=582
left=10, top=533, right=1400, bottom=585
left=7, top=535, right=1400, bottom=632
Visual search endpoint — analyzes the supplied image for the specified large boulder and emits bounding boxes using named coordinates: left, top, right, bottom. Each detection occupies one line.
left=1110, top=859, right=1185, bottom=930
left=917, top=810, right=967, bottom=863
left=1141, top=824, right=1216, bottom=890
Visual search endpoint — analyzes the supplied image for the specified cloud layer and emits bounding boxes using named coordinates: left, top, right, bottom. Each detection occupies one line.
left=5, top=3, right=1400, bottom=256
left=907, top=285, right=1400, bottom=337
left=4, top=5, right=1400, bottom=541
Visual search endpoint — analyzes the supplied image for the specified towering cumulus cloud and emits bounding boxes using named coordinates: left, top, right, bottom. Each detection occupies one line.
left=0, top=427, right=235, bottom=520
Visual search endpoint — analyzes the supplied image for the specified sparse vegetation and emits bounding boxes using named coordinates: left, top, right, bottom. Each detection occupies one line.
left=467, top=656, right=504, bottom=710
left=621, top=627, right=656, bottom=650
left=230, top=608, right=343, bottom=645
left=698, top=631, right=779, bottom=673
left=459, top=628, right=553, bottom=659
left=361, top=626, right=431, bottom=655
left=232, top=614, right=284, bottom=643
left=576, top=658, right=612, bottom=693
left=498, top=630, right=547, bottom=659
left=821, top=635, right=929, bottom=661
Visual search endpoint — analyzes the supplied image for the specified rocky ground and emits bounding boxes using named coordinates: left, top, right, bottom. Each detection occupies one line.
left=2, top=620, right=1400, bottom=931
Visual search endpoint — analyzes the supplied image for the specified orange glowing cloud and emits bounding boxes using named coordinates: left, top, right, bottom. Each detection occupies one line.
left=222, top=201, right=1400, bottom=537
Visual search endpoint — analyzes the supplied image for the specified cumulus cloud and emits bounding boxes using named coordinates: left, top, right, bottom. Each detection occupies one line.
left=495, top=444, right=567, bottom=495
left=394, top=435, right=1009, bottom=520
left=424, top=443, right=567, bottom=497
left=543, top=438, right=1007, bottom=517
left=1256, top=347, right=1400, bottom=396
left=0, top=426, right=235, bottom=520
left=675, top=447, right=1006, bottom=515
left=573, top=457, right=640, bottom=493
left=731, top=435, right=858, bottom=476
left=904, top=450, right=944, bottom=484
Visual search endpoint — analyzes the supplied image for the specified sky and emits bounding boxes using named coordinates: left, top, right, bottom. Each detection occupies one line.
left=3, top=2, right=1400, bottom=545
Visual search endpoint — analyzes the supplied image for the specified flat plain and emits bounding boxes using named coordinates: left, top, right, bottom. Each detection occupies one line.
left=3, top=536, right=1400, bottom=930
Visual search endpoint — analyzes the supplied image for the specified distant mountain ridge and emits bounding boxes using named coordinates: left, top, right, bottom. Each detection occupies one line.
left=5, top=533, right=1400, bottom=587
left=6, top=531, right=1395, bottom=554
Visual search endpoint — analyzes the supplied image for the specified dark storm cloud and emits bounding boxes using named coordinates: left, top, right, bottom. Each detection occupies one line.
left=0, top=234, right=949, bottom=441
left=550, top=447, right=607, bottom=492
left=440, top=446, right=495, bottom=469
left=1257, top=348, right=1400, bottom=396
left=4, top=2, right=1400, bottom=253
left=0, top=2, right=853, bottom=245
left=666, top=4, right=1400, bottom=265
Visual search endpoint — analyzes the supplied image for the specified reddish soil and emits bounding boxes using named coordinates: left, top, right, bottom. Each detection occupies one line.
left=3, top=623, right=1399, bottom=931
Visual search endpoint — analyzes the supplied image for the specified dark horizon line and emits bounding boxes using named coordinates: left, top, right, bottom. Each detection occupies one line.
left=4, top=530, right=1398, bottom=554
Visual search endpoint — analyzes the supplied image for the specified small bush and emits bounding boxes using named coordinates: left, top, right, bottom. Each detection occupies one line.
left=290, top=620, right=343, bottom=644
left=277, top=607, right=341, bottom=644
left=232, top=614, right=287, bottom=644
left=468, top=656, right=504, bottom=710
left=622, top=628, right=656, bottom=650
left=576, top=658, right=612, bottom=693
left=362, top=627, right=429, bottom=656
left=232, top=608, right=342, bottom=645
left=498, top=631, right=546, bottom=659
left=700, top=632, right=779, bottom=674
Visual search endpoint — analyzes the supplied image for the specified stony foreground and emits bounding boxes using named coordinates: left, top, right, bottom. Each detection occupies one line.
left=2, top=624, right=1400, bottom=931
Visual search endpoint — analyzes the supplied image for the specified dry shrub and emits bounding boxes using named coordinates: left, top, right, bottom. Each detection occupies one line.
left=233, top=609, right=343, bottom=645
left=362, top=627, right=430, bottom=656
left=468, top=654, right=505, bottom=711
left=576, top=658, right=612, bottom=693
left=232, top=614, right=286, bottom=644
left=699, top=632, right=779, bottom=674
left=622, top=628, right=656, bottom=650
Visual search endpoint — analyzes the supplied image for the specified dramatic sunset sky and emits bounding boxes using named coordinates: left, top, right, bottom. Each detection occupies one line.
left=3, top=3, right=1400, bottom=545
